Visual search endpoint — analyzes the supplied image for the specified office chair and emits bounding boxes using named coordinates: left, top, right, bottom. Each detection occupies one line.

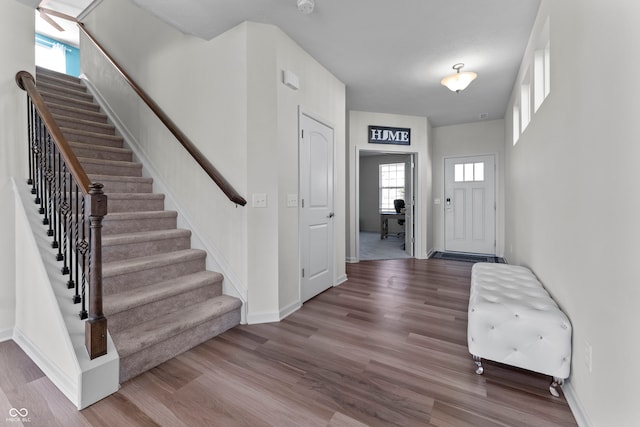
left=393, top=199, right=406, bottom=249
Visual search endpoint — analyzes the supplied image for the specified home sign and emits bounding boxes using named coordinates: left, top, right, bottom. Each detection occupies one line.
left=368, top=125, right=411, bottom=145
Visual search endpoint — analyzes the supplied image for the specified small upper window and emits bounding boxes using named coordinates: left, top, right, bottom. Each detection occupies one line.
left=454, top=162, right=484, bottom=182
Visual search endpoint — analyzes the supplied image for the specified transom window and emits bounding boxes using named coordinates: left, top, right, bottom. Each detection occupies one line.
left=454, top=162, right=484, bottom=182
left=379, top=163, right=405, bottom=211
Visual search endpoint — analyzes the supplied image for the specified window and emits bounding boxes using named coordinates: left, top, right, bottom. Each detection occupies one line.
left=520, top=67, right=531, bottom=132
left=454, top=162, right=484, bottom=182
left=513, top=103, right=520, bottom=145
left=534, top=18, right=551, bottom=111
left=379, top=163, right=405, bottom=211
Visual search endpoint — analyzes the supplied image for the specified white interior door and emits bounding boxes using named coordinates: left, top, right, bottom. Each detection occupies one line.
left=444, top=155, right=495, bottom=254
left=300, top=112, right=335, bottom=303
left=404, top=155, right=414, bottom=256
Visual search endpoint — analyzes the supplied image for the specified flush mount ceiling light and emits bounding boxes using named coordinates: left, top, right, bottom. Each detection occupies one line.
left=297, top=0, right=315, bottom=14
left=440, top=63, right=477, bottom=93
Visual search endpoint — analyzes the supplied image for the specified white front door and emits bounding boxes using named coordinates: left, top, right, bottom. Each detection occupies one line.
left=444, top=155, right=496, bottom=254
left=300, top=112, right=334, bottom=303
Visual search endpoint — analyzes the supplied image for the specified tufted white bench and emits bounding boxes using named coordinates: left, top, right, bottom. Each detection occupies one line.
left=467, top=263, right=572, bottom=396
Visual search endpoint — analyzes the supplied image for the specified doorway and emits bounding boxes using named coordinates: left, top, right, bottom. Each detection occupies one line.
left=444, top=154, right=496, bottom=254
left=357, top=151, right=415, bottom=261
left=299, top=112, right=335, bottom=303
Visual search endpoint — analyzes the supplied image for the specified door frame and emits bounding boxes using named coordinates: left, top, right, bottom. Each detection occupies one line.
left=442, top=153, right=497, bottom=255
left=298, top=107, right=337, bottom=303
left=354, top=146, right=420, bottom=262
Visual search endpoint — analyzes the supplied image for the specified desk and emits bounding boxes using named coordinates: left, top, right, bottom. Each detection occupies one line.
left=380, top=213, right=405, bottom=239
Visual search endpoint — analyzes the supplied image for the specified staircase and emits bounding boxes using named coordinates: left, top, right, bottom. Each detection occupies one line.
left=34, top=67, right=242, bottom=383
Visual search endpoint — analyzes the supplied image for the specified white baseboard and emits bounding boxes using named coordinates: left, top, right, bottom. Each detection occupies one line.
left=247, top=310, right=281, bottom=325
left=335, top=274, right=348, bottom=286
left=0, top=327, right=13, bottom=342
left=346, top=257, right=359, bottom=263
left=13, top=327, right=78, bottom=408
left=562, top=380, right=593, bottom=427
left=279, top=300, right=301, bottom=320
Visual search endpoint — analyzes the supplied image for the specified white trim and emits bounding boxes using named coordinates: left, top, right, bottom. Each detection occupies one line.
left=279, top=300, right=301, bottom=320
left=334, top=274, right=348, bottom=286
left=426, top=248, right=436, bottom=258
left=354, top=146, right=422, bottom=261
left=298, top=107, right=337, bottom=304
left=77, top=0, right=103, bottom=21
left=81, top=75, right=248, bottom=321
left=345, top=257, right=358, bottom=263
left=247, top=311, right=280, bottom=325
left=0, top=328, right=13, bottom=342
left=562, top=380, right=593, bottom=427
left=13, top=327, right=78, bottom=408
left=442, top=153, right=498, bottom=255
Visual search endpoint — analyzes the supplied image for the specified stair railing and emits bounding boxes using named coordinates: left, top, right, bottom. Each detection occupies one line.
left=15, top=71, right=108, bottom=360
left=77, top=23, right=247, bottom=207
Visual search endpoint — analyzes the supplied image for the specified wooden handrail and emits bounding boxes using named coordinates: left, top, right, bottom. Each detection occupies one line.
left=16, top=71, right=92, bottom=195
left=77, top=23, right=247, bottom=206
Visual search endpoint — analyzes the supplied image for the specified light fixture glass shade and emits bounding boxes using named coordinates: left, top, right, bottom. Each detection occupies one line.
left=441, top=71, right=477, bottom=92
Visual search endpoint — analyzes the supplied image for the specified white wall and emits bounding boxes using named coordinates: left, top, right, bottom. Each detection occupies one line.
left=348, top=111, right=432, bottom=261
left=505, top=1, right=640, bottom=425
left=432, top=119, right=505, bottom=255
left=81, top=0, right=346, bottom=323
left=0, top=1, right=33, bottom=339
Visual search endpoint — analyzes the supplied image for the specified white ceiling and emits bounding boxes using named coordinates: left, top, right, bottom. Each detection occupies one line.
left=23, top=0, right=541, bottom=127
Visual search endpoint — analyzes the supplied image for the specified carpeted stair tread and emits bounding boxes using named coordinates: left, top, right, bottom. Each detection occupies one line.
left=40, top=90, right=101, bottom=111
left=36, top=66, right=81, bottom=84
left=62, top=127, right=124, bottom=142
left=36, top=80, right=93, bottom=101
left=106, top=192, right=165, bottom=213
left=87, top=174, right=153, bottom=193
left=114, top=296, right=241, bottom=358
left=102, top=248, right=206, bottom=279
left=53, top=114, right=116, bottom=134
left=103, top=270, right=222, bottom=317
left=70, top=141, right=132, bottom=160
left=102, top=210, right=178, bottom=235
left=44, top=102, right=109, bottom=123
left=103, top=228, right=190, bottom=247
left=78, top=157, right=142, bottom=177
left=102, top=228, right=191, bottom=262
left=36, top=78, right=88, bottom=95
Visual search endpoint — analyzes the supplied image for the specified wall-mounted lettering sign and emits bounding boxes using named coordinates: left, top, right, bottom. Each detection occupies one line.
left=368, top=125, right=411, bottom=145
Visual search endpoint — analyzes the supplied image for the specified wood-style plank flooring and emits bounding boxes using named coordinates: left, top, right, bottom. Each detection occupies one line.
left=0, top=259, right=577, bottom=426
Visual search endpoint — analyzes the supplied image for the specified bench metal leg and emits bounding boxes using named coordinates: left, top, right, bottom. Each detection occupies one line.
left=549, top=377, right=563, bottom=397
left=473, top=355, right=484, bottom=375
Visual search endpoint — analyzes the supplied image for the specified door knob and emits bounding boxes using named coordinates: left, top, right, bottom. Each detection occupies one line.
left=327, top=212, right=335, bottom=218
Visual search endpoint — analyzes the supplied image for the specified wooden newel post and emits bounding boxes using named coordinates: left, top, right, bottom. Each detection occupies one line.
left=86, top=183, right=108, bottom=359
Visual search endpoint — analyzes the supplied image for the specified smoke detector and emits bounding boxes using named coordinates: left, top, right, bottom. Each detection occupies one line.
left=297, top=0, right=315, bottom=14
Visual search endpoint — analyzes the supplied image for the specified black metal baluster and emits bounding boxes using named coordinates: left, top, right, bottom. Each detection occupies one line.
left=44, top=133, right=53, bottom=235
left=72, top=183, right=81, bottom=298
left=60, top=166, right=70, bottom=274
left=79, top=196, right=88, bottom=320
left=54, top=147, right=62, bottom=258
left=27, top=97, right=34, bottom=187
left=34, top=114, right=43, bottom=207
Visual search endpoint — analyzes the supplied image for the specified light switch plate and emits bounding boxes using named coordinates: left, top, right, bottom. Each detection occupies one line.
left=252, top=193, right=267, bottom=208
left=287, top=194, right=298, bottom=207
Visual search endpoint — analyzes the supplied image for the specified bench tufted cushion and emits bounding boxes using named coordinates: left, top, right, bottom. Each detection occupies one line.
left=468, top=263, right=572, bottom=379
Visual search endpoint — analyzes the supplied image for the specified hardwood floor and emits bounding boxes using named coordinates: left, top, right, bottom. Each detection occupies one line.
left=0, top=259, right=577, bottom=426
